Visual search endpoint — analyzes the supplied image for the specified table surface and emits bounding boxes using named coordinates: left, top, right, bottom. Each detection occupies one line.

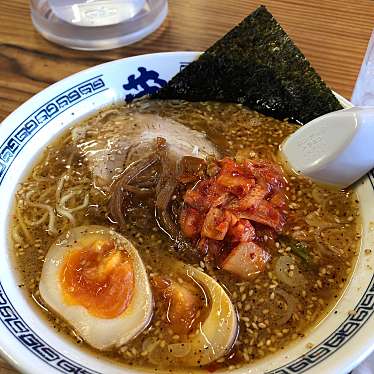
left=0, top=0, right=373, bottom=372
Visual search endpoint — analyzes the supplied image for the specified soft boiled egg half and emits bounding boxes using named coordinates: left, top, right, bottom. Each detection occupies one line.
left=39, top=225, right=153, bottom=350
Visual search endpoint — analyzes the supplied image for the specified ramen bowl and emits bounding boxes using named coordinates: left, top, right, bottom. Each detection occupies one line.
left=0, top=52, right=373, bottom=374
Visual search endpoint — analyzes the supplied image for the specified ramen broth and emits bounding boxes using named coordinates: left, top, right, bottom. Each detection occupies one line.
left=11, top=100, right=360, bottom=371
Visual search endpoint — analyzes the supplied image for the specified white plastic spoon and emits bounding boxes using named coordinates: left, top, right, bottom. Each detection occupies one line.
left=281, top=107, right=374, bottom=189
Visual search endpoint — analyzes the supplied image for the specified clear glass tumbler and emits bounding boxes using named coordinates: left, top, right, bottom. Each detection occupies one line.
left=31, top=0, right=168, bottom=50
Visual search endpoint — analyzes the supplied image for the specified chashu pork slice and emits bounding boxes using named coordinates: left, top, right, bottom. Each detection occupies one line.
left=72, top=111, right=220, bottom=187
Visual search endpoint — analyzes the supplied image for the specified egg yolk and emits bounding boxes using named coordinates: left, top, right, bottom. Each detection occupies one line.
left=60, top=239, right=134, bottom=319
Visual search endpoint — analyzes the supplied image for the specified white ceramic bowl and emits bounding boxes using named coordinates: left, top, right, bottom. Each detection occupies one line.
left=0, top=52, right=373, bottom=374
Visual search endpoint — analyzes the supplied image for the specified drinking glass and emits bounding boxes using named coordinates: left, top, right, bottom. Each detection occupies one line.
left=31, top=0, right=168, bottom=50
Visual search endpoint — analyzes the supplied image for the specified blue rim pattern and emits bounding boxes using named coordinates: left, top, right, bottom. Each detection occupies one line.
left=0, top=66, right=373, bottom=373
left=269, top=269, right=374, bottom=374
left=0, top=283, right=99, bottom=374
left=0, top=75, right=107, bottom=185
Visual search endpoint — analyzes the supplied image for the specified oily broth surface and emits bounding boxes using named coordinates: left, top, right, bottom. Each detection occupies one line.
left=11, top=100, right=360, bottom=371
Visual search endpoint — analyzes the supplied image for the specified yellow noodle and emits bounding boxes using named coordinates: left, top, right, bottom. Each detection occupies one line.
left=12, top=225, right=23, bottom=244
left=15, top=205, right=32, bottom=241
left=56, top=204, right=75, bottom=225
left=55, top=173, right=68, bottom=202
left=23, top=211, right=49, bottom=227
left=59, top=190, right=89, bottom=213
left=26, top=191, right=57, bottom=235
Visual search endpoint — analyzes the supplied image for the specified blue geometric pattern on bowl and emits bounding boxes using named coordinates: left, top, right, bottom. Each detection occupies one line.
left=0, top=65, right=373, bottom=373
left=270, top=271, right=374, bottom=374
left=0, top=75, right=107, bottom=185
left=0, top=283, right=99, bottom=374
left=123, top=67, right=167, bottom=102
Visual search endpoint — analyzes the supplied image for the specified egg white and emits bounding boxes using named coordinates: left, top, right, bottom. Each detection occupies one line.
left=39, top=225, right=153, bottom=350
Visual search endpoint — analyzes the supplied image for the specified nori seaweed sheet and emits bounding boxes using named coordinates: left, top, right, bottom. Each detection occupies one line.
left=153, top=5, right=343, bottom=125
